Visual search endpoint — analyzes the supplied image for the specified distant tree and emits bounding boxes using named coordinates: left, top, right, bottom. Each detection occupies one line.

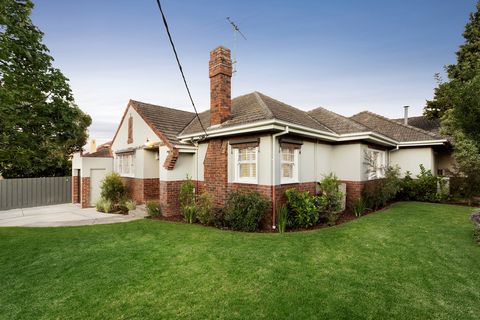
left=424, top=2, right=480, bottom=199
left=0, top=0, right=91, bottom=178
left=425, top=2, right=480, bottom=119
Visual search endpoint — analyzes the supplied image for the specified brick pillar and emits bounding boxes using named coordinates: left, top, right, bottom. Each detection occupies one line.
left=81, top=177, right=90, bottom=208
left=204, top=139, right=228, bottom=208
left=342, top=180, right=365, bottom=211
left=209, top=46, right=232, bottom=126
left=72, top=176, right=79, bottom=204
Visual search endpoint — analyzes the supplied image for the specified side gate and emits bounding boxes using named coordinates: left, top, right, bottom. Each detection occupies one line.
left=0, top=177, right=72, bottom=210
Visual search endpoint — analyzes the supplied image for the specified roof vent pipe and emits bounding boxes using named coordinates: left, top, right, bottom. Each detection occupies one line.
left=403, top=106, right=409, bottom=125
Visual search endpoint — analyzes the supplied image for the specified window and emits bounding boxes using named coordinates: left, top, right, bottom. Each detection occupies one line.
left=366, top=149, right=385, bottom=180
left=117, top=153, right=134, bottom=176
left=281, top=147, right=299, bottom=184
left=234, top=147, right=257, bottom=183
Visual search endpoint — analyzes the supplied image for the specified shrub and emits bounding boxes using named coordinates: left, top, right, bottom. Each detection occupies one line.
left=413, top=165, right=440, bottom=202
left=146, top=201, right=161, bottom=217
left=317, top=174, right=344, bottom=226
left=179, top=175, right=195, bottom=215
left=398, top=171, right=416, bottom=200
left=196, top=192, right=214, bottom=225
left=363, top=166, right=401, bottom=211
left=224, top=190, right=270, bottom=232
left=183, top=205, right=196, bottom=224
left=102, top=199, right=113, bottom=213
left=118, top=199, right=129, bottom=214
left=100, top=172, right=126, bottom=205
left=277, top=205, right=288, bottom=233
left=285, top=188, right=319, bottom=228
left=125, top=199, right=136, bottom=211
left=95, top=198, right=106, bottom=213
left=353, top=198, right=366, bottom=217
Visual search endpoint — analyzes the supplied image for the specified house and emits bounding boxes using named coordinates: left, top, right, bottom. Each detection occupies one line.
left=72, top=46, right=453, bottom=228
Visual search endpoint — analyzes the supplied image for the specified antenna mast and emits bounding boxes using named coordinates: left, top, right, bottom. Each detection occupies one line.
left=226, top=17, right=246, bottom=74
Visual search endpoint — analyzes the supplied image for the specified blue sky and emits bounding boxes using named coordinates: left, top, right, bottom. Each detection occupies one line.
left=32, top=0, right=477, bottom=143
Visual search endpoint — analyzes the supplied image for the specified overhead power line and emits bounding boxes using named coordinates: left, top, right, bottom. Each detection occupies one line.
left=155, top=0, right=207, bottom=137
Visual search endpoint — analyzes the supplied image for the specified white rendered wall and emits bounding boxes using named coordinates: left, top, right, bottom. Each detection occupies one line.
left=330, top=143, right=363, bottom=181
left=389, top=147, right=435, bottom=177
left=111, top=105, right=161, bottom=179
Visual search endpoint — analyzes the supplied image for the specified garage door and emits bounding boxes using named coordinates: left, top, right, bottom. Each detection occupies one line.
left=90, top=169, right=106, bottom=206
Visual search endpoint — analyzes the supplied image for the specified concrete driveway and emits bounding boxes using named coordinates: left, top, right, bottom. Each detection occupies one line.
left=0, top=204, right=145, bottom=227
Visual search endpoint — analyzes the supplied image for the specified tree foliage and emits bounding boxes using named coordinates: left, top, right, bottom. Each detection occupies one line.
left=425, top=2, right=480, bottom=119
left=0, top=0, right=91, bottom=178
left=424, top=2, right=480, bottom=199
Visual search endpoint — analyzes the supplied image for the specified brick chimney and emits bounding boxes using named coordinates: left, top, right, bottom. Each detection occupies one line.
left=209, top=46, right=232, bottom=126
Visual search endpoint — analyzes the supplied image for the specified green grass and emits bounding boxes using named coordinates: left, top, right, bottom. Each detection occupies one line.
left=0, top=202, right=479, bottom=319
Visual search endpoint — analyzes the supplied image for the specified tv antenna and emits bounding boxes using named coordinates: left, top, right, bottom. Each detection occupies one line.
left=226, top=17, right=246, bottom=74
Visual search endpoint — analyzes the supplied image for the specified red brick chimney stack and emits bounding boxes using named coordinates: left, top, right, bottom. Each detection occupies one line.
left=209, top=46, right=232, bottom=126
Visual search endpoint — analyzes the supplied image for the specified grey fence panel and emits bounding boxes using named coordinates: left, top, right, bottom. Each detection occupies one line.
left=0, top=177, right=72, bottom=210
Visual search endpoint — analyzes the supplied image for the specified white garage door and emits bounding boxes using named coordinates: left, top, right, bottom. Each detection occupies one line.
left=90, top=169, right=106, bottom=206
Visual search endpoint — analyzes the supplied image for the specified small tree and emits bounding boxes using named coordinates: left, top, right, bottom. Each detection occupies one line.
left=317, top=174, right=344, bottom=226
left=100, top=172, right=126, bottom=206
left=179, top=175, right=195, bottom=215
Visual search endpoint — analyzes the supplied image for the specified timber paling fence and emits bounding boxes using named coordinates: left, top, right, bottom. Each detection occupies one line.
left=0, top=176, right=71, bottom=211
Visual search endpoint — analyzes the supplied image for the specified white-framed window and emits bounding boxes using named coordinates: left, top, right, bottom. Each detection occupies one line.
left=366, top=149, right=386, bottom=180
left=117, top=153, right=135, bottom=177
left=234, top=147, right=258, bottom=184
left=281, top=147, right=299, bottom=184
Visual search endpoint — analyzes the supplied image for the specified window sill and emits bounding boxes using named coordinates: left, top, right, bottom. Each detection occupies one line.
left=233, top=179, right=258, bottom=185
left=280, top=180, right=299, bottom=185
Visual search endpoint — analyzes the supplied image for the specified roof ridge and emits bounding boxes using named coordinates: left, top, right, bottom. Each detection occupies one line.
left=308, top=106, right=369, bottom=132
left=254, top=92, right=335, bottom=134
left=304, top=107, right=340, bottom=134
left=353, top=110, right=441, bottom=139
left=253, top=92, right=274, bottom=118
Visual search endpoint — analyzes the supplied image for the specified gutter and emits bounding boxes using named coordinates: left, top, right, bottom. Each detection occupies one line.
left=271, top=126, right=289, bottom=230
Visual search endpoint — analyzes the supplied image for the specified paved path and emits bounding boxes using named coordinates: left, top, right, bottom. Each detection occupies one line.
left=0, top=204, right=146, bottom=227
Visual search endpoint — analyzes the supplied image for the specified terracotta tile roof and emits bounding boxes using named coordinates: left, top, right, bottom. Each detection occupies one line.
left=180, top=92, right=334, bottom=136
left=392, top=116, right=441, bottom=134
left=308, top=107, right=369, bottom=134
left=130, top=100, right=196, bottom=145
left=350, top=111, right=443, bottom=142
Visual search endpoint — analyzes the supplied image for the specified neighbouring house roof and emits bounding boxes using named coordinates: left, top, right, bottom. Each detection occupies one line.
left=392, top=116, right=441, bottom=134
left=350, top=111, right=443, bottom=142
left=180, top=92, right=335, bottom=136
left=308, top=107, right=370, bottom=134
left=83, top=148, right=113, bottom=158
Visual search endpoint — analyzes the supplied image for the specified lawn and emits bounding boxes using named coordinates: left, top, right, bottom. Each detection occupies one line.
left=0, top=202, right=479, bottom=319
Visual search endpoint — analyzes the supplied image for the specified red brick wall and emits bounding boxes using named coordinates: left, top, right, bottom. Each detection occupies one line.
left=342, top=179, right=384, bottom=210
left=72, top=176, right=79, bottom=204
left=158, top=180, right=205, bottom=217
left=204, top=139, right=229, bottom=207
left=122, top=178, right=159, bottom=204
left=81, top=177, right=90, bottom=208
